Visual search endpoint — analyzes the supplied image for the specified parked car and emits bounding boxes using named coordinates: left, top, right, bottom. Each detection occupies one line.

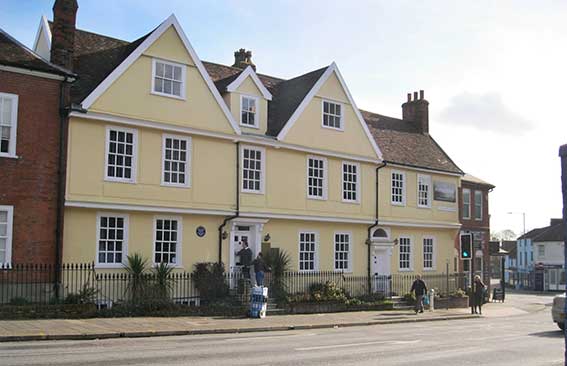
left=552, top=293, right=565, bottom=330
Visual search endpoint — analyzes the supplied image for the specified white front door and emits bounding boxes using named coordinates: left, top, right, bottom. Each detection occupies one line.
left=371, top=245, right=392, bottom=293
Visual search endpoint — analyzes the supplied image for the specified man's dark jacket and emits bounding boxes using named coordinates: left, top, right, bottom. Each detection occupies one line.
left=411, top=279, right=427, bottom=296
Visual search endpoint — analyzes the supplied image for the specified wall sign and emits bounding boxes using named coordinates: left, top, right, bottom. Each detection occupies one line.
left=433, top=181, right=456, bottom=202
left=196, top=226, right=206, bottom=237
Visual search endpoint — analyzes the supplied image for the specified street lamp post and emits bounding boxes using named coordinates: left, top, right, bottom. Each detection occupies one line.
left=508, top=211, right=527, bottom=288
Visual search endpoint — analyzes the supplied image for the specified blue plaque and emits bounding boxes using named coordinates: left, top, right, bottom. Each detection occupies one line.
left=196, top=226, right=206, bottom=237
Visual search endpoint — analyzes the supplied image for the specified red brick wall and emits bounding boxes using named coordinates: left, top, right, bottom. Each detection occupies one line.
left=0, top=70, right=62, bottom=264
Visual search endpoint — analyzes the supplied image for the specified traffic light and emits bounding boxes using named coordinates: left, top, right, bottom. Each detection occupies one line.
left=460, top=233, right=472, bottom=260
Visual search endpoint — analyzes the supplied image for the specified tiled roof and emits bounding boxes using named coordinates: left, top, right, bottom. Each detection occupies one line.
left=518, top=227, right=546, bottom=240
left=48, top=21, right=150, bottom=103
left=0, top=28, right=73, bottom=76
left=501, top=240, right=517, bottom=257
left=532, top=223, right=563, bottom=242
left=462, top=174, right=495, bottom=188
left=51, top=24, right=462, bottom=173
left=363, top=111, right=463, bottom=174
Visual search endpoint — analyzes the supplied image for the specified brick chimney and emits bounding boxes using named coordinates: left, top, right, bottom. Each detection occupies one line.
left=50, top=0, right=78, bottom=70
left=232, top=48, right=256, bottom=71
left=401, top=90, right=429, bottom=134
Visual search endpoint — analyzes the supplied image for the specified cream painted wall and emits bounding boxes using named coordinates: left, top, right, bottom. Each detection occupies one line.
left=66, top=117, right=236, bottom=211
left=242, top=219, right=369, bottom=275
left=226, top=77, right=268, bottom=135
left=389, top=226, right=459, bottom=275
left=378, top=166, right=460, bottom=224
left=89, top=26, right=235, bottom=135
left=239, top=145, right=376, bottom=220
left=283, top=72, right=378, bottom=159
left=34, top=28, right=51, bottom=61
left=63, top=207, right=223, bottom=270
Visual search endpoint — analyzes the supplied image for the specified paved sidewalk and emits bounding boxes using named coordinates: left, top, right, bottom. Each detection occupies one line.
left=0, top=307, right=482, bottom=342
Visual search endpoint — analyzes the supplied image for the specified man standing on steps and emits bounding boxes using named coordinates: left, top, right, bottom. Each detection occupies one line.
left=237, top=240, right=253, bottom=281
left=411, top=274, right=428, bottom=314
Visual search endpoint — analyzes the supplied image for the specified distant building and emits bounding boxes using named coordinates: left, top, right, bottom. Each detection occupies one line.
left=530, top=219, right=564, bottom=291
left=500, top=240, right=517, bottom=283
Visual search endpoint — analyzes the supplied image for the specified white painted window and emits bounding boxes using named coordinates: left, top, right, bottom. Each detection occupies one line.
left=0, top=206, right=14, bottom=265
left=162, top=135, right=191, bottom=187
left=334, top=232, right=352, bottom=272
left=154, top=217, right=182, bottom=265
left=538, top=245, right=545, bottom=258
left=423, top=237, right=435, bottom=270
left=474, top=191, right=483, bottom=220
left=322, top=100, right=343, bottom=130
left=391, top=171, right=405, bottom=205
left=240, top=95, right=258, bottom=128
left=152, top=59, right=185, bottom=99
left=307, top=156, right=327, bottom=199
left=299, top=231, right=317, bottom=272
left=0, top=93, right=18, bottom=157
left=399, top=236, right=412, bottom=270
left=96, top=214, right=128, bottom=267
left=342, top=162, right=360, bottom=203
left=462, top=189, right=471, bottom=219
left=241, top=146, right=265, bottom=193
left=105, top=126, right=137, bottom=183
left=417, top=174, right=431, bottom=208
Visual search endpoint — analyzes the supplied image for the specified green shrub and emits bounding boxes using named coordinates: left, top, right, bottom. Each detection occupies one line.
left=9, top=297, right=31, bottom=306
left=308, top=281, right=348, bottom=302
left=452, top=288, right=467, bottom=298
left=192, top=262, right=229, bottom=303
left=64, top=283, right=98, bottom=304
left=147, top=262, right=175, bottom=305
left=125, top=253, right=149, bottom=303
left=403, top=292, right=416, bottom=305
left=264, top=249, right=291, bottom=303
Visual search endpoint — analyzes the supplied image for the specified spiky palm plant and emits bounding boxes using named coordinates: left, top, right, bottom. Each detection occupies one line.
left=125, top=253, right=148, bottom=303
left=153, top=262, right=175, bottom=303
left=264, top=249, right=291, bottom=303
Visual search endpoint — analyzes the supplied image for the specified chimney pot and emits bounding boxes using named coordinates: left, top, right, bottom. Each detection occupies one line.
left=232, top=48, right=256, bottom=71
left=402, top=90, right=429, bottom=134
left=413, top=91, right=418, bottom=101
left=419, top=90, right=424, bottom=100
left=407, top=93, right=411, bottom=102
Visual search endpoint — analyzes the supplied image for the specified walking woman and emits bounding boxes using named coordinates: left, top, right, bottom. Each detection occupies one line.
left=473, top=275, right=486, bottom=314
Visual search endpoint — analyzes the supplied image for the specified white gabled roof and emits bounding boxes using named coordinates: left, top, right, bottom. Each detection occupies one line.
left=226, top=66, right=272, bottom=100
left=32, top=15, right=52, bottom=61
left=80, top=14, right=241, bottom=135
left=276, top=62, right=383, bottom=160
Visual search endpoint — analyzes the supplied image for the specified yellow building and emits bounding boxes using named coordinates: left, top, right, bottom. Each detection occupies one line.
left=34, top=14, right=463, bottom=284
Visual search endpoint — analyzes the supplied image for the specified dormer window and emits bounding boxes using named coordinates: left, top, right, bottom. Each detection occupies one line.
left=322, top=100, right=343, bottom=130
left=152, top=59, right=186, bottom=99
left=240, top=95, right=259, bottom=128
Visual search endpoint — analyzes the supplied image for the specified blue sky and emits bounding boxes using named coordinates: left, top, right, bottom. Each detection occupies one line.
left=2, top=0, right=566, bottom=235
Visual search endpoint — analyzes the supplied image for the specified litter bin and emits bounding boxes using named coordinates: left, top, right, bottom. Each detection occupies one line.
left=250, top=286, right=268, bottom=318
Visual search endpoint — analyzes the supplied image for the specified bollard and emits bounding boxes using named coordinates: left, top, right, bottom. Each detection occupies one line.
left=429, top=289, right=435, bottom=311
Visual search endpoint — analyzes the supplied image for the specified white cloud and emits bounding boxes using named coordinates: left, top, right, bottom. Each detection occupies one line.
left=437, top=92, right=532, bottom=135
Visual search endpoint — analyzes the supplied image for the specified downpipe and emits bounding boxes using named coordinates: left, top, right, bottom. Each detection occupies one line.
left=218, top=142, right=240, bottom=264
left=367, top=162, right=387, bottom=294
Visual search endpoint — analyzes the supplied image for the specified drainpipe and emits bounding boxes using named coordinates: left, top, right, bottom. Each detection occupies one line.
left=367, top=162, right=387, bottom=294
left=218, top=141, right=240, bottom=264
left=54, top=75, right=76, bottom=300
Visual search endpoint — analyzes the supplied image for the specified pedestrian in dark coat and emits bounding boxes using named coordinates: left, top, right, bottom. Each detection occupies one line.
left=252, top=252, right=269, bottom=287
left=410, top=274, right=428, bottom=314
left=237, top=241, right=253, bottom=280
left=473, top=275, right=486, bottom=314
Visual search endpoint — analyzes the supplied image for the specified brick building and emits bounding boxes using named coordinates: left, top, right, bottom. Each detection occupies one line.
left=0, top=23, right=74, bottom=265
left=456, top=174, right=495, bottom=280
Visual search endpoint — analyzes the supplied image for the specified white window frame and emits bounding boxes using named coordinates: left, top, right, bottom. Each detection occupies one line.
left=298, top=231, right=319, bottom=272
left=0, top=205, right=14, bottom=265
left=306, top=155, right=328, bottom=200
left=161, top=134, right=191, bottom=188
left=474, top=190, right=483, bottom=221
left=0, top=93, right=18, bottom=158
left=422, top=236, right=436, bottom=271
left=398, top=236, right=413, bottom=271
left=537, top=245, right=545, bottom=259
left=240, top=145, right=266, bottom=194
left=153, top=216, right=183, bottom=267
left=417, top=174, right=432, bottom=208
left=321, top=99, right=344, bottom=131
left=104, top=126, right=138, bottom=183
left=240, top=94, right=260, bottom=129
left=462, top=189, right=471, bottom=219
left=151, top=58, right=186, bottom=100
left=333, top=232, right=353, bottom=273
left=391, top=170, right=406, bottom=206
left=95, top=212, right=128, bottom=269
left=341, top=161, right=360, bottom=204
